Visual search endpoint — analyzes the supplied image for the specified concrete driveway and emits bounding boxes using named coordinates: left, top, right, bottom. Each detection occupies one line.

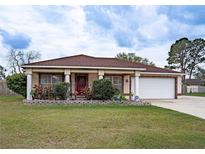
left=150, top=96, right=205, bottom=119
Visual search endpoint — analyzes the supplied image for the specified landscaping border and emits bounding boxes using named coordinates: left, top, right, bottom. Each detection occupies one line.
left=23, top=99, right=151, bottom=106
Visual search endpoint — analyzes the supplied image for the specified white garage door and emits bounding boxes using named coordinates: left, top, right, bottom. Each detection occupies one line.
left=139, top=77, right=175, bottom=99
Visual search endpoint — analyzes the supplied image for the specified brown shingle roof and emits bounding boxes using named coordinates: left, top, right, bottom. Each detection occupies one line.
left=23, top=54, right=181, bottom=73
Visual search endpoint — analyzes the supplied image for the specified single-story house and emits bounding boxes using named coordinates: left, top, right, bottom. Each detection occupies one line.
left=22, top=54, right=183, bottom=100
left=184, top=79, right=205, bottom=93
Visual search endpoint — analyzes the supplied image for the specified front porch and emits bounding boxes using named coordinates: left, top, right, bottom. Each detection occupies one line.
left=25, top=68, right=140, bottom=100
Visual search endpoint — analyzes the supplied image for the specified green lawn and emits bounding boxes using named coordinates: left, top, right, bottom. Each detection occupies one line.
left=184, top=92, right=205, bottom=97
left=0, top=96, right=205, bottom=148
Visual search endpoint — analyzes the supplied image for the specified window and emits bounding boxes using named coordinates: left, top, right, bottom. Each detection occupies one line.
left=104, top=75, right=123, bottom=92
left=40, top=74, right=63, bottom=87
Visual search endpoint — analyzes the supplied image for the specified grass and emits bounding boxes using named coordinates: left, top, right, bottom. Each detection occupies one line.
left=184, top=92, right=205, bottom=97
left=0, top=96, right=205, bottom=148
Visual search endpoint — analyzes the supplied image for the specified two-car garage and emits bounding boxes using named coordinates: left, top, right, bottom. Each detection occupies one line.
left=131, top=77, right=176, bottom=99
left=139, top=77, right=175, bottom=99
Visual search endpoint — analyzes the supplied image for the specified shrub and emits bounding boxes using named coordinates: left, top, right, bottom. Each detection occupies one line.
left=53, top=82, right=70, bottom=100
left=92, top=79, right=120, bottom=100
left=6, top=73, right=26, bottom=97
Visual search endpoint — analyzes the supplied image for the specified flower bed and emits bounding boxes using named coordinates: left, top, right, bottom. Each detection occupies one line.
left=22, top=99, right=151, bottom=106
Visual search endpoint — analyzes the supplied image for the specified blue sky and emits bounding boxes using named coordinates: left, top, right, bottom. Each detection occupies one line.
left=0, top=5, right=205, bottom=68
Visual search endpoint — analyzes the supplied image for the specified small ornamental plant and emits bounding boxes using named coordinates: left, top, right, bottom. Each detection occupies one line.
left=32, top=82, right=70, bottom=100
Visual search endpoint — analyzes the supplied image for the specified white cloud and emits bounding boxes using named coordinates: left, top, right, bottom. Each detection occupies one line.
left=136, top=42, right=172, bottom=66
left=0, top=5, right=204, bottom=70
left=137, top=15, right=169, bottom=40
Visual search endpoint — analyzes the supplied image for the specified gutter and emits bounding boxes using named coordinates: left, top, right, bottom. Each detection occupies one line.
left=21, top=65, right=147, bottom=71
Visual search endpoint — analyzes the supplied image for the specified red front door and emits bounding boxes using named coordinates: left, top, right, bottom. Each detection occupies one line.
left=76, top=75, right=87, bottom=95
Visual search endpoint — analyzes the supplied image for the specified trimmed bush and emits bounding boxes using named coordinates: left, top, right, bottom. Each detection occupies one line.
left=92, top=79, right=119, bottom=100
left=6, top=73, right=26, bottom=97
left=53, top=82, right=70, bottom=100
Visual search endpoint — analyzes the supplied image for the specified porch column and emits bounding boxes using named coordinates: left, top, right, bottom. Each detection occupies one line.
left=64, top=69, right=71, bottom=84
left=64, top=69, right=71, bottom=99
left=26, top=69, right=32, bottom=100
left=98, top=70, right=104, bottom=79
left=134, top=71, right=140, bottom=98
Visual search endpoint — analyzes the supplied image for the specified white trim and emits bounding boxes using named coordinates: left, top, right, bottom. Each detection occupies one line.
left=25, top=68, right=32, bottom=75
left=71, top=69, right=98, bottom=73
left=26, top=74, right=32, bottom=100
left=104, top=70, right=134, bottom=74
left=134, top=76, right=139, bottom=97
left=99, top=75, right=103, bottom=80
left=65, top=74, right=70, bottom=83
left=98, top=70, right=104, bottom=76
left=64, top=69, right=71, bottom=75
left=22, top=65, right=146, bottom=71
left=131, top=76, right=140, bottom=100
left=134, top=71, right=140, bottom=77
left=140, top=72, right=184, bottom=76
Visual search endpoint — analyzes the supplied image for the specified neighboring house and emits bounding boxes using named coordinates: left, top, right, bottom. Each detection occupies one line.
left=22, top=54, right=183, bottom=100
left=184, top=79, right=205, bottom=93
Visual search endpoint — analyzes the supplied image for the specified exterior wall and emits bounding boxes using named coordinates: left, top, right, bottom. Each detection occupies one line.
left=177, top=76, right=182, bottom=95
left=104, top=70, right=134, bottom=74
left=32, top=72, right=39, bottom=88
left=24, top=67, right=182, bottom=100
left=123, top=75, right=130, bottom=94
left=88, top=73, right=98, bottom=89
left=71, top=73, right=75, bottom=94
left=71, top=69, right=97, bottom=73
left=32, top=68, right=64, bottom=73
left=123, top=75, right=130, bottom=99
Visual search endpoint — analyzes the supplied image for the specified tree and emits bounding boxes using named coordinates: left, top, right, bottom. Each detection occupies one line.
left=166, top=37, right=205, bottom=80
left=7, top=49, right=41, bottom=74
left=187, top=39, right=205, bottom=79
left=24, top=50, right=41, bottom=64
left=0, top=65, right=6, bottom=80
left=167, top=38, right=192, bottom=74
left=193, top=66, right=205, bottom=79
left=164, top=65, right=176, bottom=70
left=116, top=52, right=155, bottom=66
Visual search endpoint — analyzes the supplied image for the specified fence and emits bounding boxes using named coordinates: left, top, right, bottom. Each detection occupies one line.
left=0, top=80, right=16, bottom=96
left=186, top=85, right=205, bottom=93
left=198, top=86, right=205, bottom=93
